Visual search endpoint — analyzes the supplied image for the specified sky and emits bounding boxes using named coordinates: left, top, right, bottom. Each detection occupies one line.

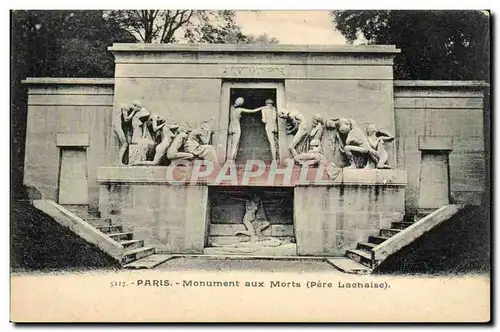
left=235, top=11, right=348, bottom=45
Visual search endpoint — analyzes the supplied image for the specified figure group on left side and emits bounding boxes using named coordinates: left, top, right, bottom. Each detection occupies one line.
left=113, top=100, right=217, bottom=166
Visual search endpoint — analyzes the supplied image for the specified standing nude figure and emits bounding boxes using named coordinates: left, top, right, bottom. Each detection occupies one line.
left=278, top=110, right=308, bottom=158
left=227, top=97, right=265, bottom=161
left=260, top=99, right=278, bottom=161
left=113, top=103, right=138, bottom=165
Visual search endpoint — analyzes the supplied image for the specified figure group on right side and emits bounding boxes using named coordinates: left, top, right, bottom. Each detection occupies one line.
left=278, top=109, right=395, bottom=169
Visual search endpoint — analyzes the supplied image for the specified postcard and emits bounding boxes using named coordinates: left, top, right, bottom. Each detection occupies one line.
left=10, top=9, right=491, bottom=323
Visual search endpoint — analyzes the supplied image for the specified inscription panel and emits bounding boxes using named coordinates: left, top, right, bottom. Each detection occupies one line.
left=115, top=63, right=394, bottom=80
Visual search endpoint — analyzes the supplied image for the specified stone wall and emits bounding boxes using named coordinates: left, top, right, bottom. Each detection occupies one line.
left=294, top=170, right=406, bottom=256
left=394, top=81, right=486, bottom=211
left=98, top=180, right=208, bottom=254
left=22, top=47, right=488, bottom=216
left=22, top=78, right=115, bottom=209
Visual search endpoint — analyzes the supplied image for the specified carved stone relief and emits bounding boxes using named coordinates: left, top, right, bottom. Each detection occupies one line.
left=114, top=101, right=215, bottom=166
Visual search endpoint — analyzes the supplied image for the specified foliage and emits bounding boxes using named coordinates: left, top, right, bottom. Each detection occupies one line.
left=106, top=10, right=243, bottom=44
left=11, top=10, right=279, bottom=198
left=11, top=10, right=137, bottom=198
left=12, top=10, right=136, bottom=78
left=331, top=10, right=490, bottom=80
left=104, top=10, right=280, bottom=44
left=243, top=33, right=279, bottom=44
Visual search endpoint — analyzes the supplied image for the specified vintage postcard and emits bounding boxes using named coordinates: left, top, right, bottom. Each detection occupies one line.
left=10, top=9, right=491, bottom=323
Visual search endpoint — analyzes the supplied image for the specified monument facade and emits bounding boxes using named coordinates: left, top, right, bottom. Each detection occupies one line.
left=22, top=44, right=486, bottom=258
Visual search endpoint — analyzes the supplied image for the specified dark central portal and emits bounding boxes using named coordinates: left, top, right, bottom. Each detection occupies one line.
left=204, top=186, right=297, bottom=256
left=230, top=88, right=277, bottom=164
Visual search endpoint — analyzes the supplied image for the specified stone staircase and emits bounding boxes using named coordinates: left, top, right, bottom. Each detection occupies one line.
left=343, top=216, right=416, bottom=273
left=62, top=205, right=170, bottom=268
left=329, top=205, right=464, bottom=274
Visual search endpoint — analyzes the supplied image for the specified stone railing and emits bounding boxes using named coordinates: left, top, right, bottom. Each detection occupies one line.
left=372, top=204, right=464, bottom=267
left=32, top=200, right=124, bottom=261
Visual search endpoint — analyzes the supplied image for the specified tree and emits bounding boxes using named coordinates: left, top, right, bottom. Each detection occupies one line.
left=11, top=10, right=136, bottom=198
left=243, top=33, right=279, bottom=44
left=12, top=10, right=136, bottom=78
left=105, top=10, right=248, bottom=44
left=332, top=10, right=491, bottom=209
left=11, top=10, right=279, bottom=199
left=331, top=10, right=490, bottom=80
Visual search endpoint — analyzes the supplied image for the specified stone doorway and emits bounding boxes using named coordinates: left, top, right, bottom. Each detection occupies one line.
left=204, top=186, right=296, bottom=256
left=230, top=88, right=277, bottom=164
left=218, top=81, right=287, bottom=164
left=418, top=150, right=451, bottom=211
left=58, top=147, right=89, bottom=204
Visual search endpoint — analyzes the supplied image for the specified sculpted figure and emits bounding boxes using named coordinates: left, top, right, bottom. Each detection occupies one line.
left=234, top=194, right=271, bottom=241
left=278, top=110, right=308, bottom=157
left=366, top=124, right=395, bottom=169
left=184, top=120, right=217, bottom=162
left=131, top=114, right=177, bottom=166
left=128, top=102, right=154, bottom=164
left=130, top=100, right=149, bottom=144
left=309, top=113, right=325, bottom=148
left=293, top=146, right=327, bottom=167
left=260, top=99, right=278, bottom=161
left=166, top=128, right=195, bottom=161
left=113, top=103, right=138, bottom=165
left=325, top=117, right=379, bottom=169
left=227, top=97, right=265, bottom=161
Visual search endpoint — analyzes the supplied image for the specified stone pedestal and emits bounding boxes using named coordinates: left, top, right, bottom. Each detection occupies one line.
left=98, top=166, right=406, bottom=256
left=98, top=167, right=209, bottom=254
left=294, top=169, right=407, bottom=256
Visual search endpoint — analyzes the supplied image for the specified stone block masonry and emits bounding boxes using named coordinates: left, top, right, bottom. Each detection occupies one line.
left=99, top=182, right=209, bottom=254
left=294, top=169, right=406, bottom=256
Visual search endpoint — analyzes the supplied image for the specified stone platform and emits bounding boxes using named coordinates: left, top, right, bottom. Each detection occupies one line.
left=203, top=243, right=297, bottom=256
left=97, top=166, right=406, bottom=257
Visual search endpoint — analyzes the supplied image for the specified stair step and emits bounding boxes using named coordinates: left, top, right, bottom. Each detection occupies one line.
left=119, top=239, right=144, bottom=250
left=403, top=214, right=417, bottom=223
left=96, top=225, right=123, bottom=234
left=108, top=232, right=134, bottom=241
left=84, top=218, right=112, bottom=227
left=345, top=249, right=372, bottom=268
left=326, top=257, right=372, bottom=275
left=123, top=254, right=174, bottom=269
left=391, top=221, right=414, bottom=230
left=122, top=247, right=155, bottom=265
left=88, top=210, right=101, bottom=218
left=61, top=204, right=99, bottom=218
left=379, top=228, right=401, bottom=237
left=357, top=242, right=377, bottom=252
left=368, top=235, right=389, bottom=245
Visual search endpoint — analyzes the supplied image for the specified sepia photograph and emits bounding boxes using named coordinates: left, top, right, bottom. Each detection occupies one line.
left=9, top=7, right=491, bottom=323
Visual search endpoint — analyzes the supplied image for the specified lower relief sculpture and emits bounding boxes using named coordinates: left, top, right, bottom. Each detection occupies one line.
left=211, top=194, right=294, bottom=253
